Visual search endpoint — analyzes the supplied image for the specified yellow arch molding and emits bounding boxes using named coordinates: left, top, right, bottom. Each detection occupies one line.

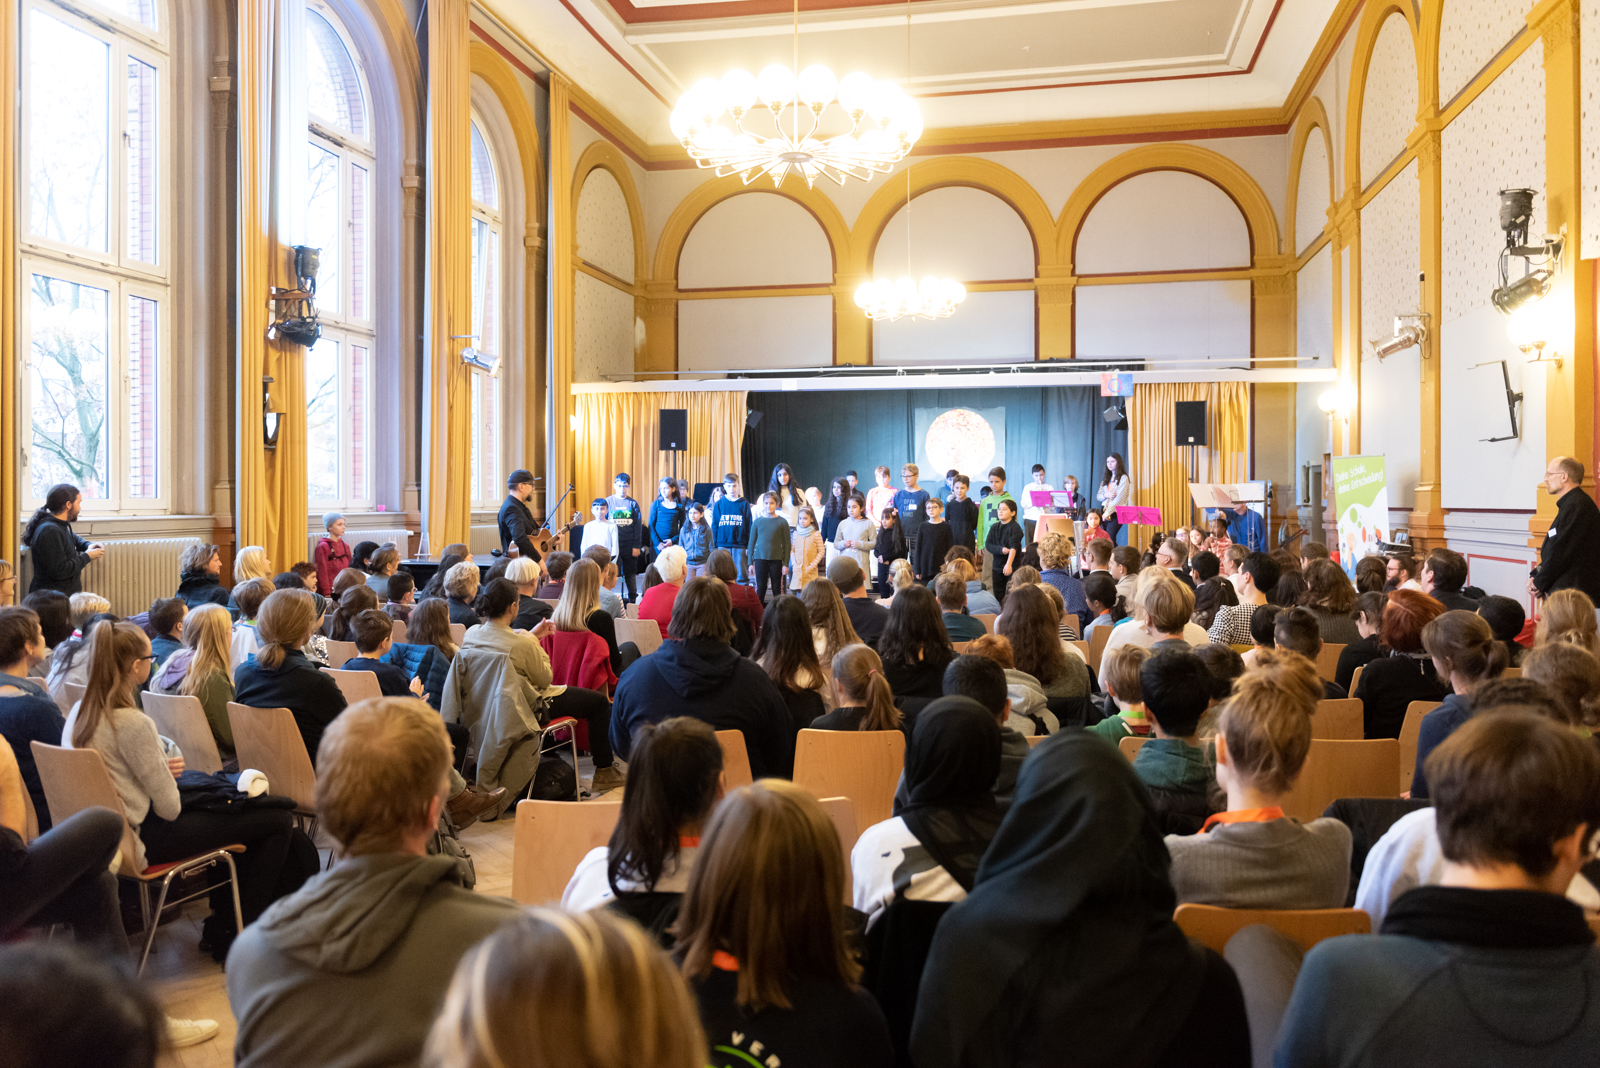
left=1285, top=96, right=1336, bottom=256
left=1343, top=1, right=1423, bottom=195
left=1057, top=144, right=1282, bottom=268
left=847, top=156, right=1058, bottom=275
left=652, top=175, right=853, bottom=285
left=1417, top=0, right=1442, bottom=114
left=470, top=41, right=546, bottom=228
left=572, top=141, right=648, bottom=286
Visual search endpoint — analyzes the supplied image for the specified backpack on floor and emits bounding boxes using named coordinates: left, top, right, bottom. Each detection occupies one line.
left=429, top=808, right=476, bottom=890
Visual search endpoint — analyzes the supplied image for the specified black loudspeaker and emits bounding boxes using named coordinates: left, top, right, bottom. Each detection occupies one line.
left=746, top=410, right=763, bottom=429
left=1174, top=401, right=1207, bottom=446
left=659, top=409, right=688, bottom=451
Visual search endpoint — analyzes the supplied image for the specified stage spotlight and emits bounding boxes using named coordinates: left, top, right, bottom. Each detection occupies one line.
left=1102, top=404, right=1127, bottom=431
left=1369, top=314, right=1428, bottom=360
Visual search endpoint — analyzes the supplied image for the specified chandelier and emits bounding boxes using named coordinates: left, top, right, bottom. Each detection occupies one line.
left=855, top=275, right=966, bottom=322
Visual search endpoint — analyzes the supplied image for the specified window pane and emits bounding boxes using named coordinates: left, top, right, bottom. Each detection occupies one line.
left=306, top=142, right=341, bottom=316
left=126, top=57, right=158, bottom=265
left=350, top=344, right=369, bottom=501
left=482, top=376, right=498, bottom=504
left=127, top=295, right=158, bottom=498
left=29, top=12, right=110, bottom=252
left=306, top=9, right=366, bottom=139
left=471, top=217, right=488, bottom=345
left=484, top=229, right=499, bottom=358
left=469, top=372, right=482, bottom=501
left=121, top=0, right=156, bottom=27
left=30, top=275, right=110, bottom=500
left=470, top=121, right=496, bottom=209
left=350, top=163, right=368, bottom=320
left=306, top=337, right=340, bottom=502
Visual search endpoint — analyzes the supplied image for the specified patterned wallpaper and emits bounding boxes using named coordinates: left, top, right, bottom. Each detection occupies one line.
left=1360, top=13, right=1419, bottom=190
left=1296, top=244, right=1333, bottom=366
left=1359, top=159, right=1423, bottom=505
left=1583, top=0, right=1600, bottom=257
left=1442, top=40, right=1545, bottom=325
left=576, top=169, right=635, bottom=283
left=573, top=272, right=637, bottom=384
left=1295, top=128, right=1332, bottom=255
left=1439, top=0, right=1536, bottom=106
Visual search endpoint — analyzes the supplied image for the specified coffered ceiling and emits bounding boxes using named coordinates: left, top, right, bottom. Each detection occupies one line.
left=477, top=0, right=1343, bottom=148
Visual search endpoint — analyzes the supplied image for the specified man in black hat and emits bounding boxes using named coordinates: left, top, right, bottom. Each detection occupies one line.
left=497, top=470, right=543, bottom=565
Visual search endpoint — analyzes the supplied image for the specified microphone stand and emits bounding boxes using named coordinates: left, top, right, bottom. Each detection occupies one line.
left=543, top=483, right=576, bottom=533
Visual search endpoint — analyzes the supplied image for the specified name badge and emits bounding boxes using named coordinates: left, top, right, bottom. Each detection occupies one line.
left=1549, top=526, right=1558, bottom=538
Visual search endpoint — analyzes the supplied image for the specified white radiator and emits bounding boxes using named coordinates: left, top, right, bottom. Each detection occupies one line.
left=469, top=524, right=499, bottom=557
left=305, top=527, right=413, bottom=562
left=21, top=536, right=202, bottom=618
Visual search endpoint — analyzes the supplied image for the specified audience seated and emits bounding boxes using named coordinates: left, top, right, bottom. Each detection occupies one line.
left=1535, top=588, right=1600, bottom=655
left=877, top=585, right=956, bottom=701
left=536, top=551, right=573, bottom=600
left=752, top=594, right=829, bottom=731
left=1105, top=570, right=1209, bottom=658
left=936, top=571, right=988, bottom=642
left=146, top=597, right=186, bottom=669
left=1038, top=532, right=1091, bottom=634
left=228, top=547, right=275, bottom=620
left=811, top=643, right=906, bottom=735
left=1270, top=569, right=1307, bottom=609
left=228, top=697, right=523, bottom=1068
left=1166, top=649, right=1351, bottom=908
left=562, top=717, right=724, bottom=942
left=802, top=576, right=862, bottom=665
left=635, top=546, right=688, bottom=638
left=551, top=558, right=635, bottom=678
left=1299, top=559, right=1361, bottom=645
left=151, top=603, right=236, bottom=760
left=827, top=555, right=890, bottom=647
left=995, top=583, right=1091, bottom=722
left=1411, top=611, right=1507, bottom=799
left=0, top=608, right=66, bottom=828
left=1475, top=593, right=1526, bottom=667
left=399, top=598, right=459, bottom=712
left=234, top=589, right=348, bottom=767
left=350, top=540, right=379, bottom=574
left=1353, top=590, right=1448, bottom=739
left=1354, top=554, right=1387, bottom=594
left=364, top=545, right=402, bottom=601
left=330, top=566, right=371, bottom=603
left=1273, top=607, right=1345, bottom=698
left=1132, top=648, right=1221, bottom=835
left=1520, top=642, right=1600, bottom=731
left=1418, top=547, right=1479, bottom=613
left=911, top=731, right=1250, bottom=1068
left=943, top=654, right=1027, bottom=804
left=1110, top=544, right=1143, bottom=604
left=342, top=610, right=424, bottom=697
left=382, top=570, right=416, bottom=623
left=611, top=577, right=794, bottom=779
left=1089, top=643, right=1150, bottom=744
left=0, top=604, right=55, bottom=702
left=1275, top=712, right=1600, bottom=1066
left=228, top=577, right=274, bottom=672
left=1335, top=591, right=1386, bottom=691
left=424, top=907, right=708, bottom=1068
left=419, top=552, right=463, bottom=601
left=942, top=555, right=1000, bottom=618
left=442, top=562, right=482, bottom=628
left=324, top=584, right=379, bottom=643
left=1193, top=576, right=1239, bottom=632
left=0, top=943, right=167, bottom=1068
left=582, top=545, right=625, bottom=619
left=174, top=543, right=232, bottom=611
left=707, top=549, right=763, bottom=642
left=677, top=779, right=894, bottom=1068
left=25, top=590, right=73, bottom=676
left=506, top=558, right=553, bottom=631
left=965, top=632, right=1054, bottom=735
left=1081, top=571, right=1127, bottom=644
left=45, top=621, right=97, bottom=709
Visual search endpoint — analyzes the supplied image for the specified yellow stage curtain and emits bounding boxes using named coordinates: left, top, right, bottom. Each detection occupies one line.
left=573, top=392, right=749, bottom=519
left=1128, top=382, right=1250, bottom=547
left=0, top=0, right=16, bottom=569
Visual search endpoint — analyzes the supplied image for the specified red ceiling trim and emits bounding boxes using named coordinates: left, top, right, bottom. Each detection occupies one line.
left=908, top=122, right=1290, bottom=156
left=551, top=0, right=673, bottom=106
left=571, top=101, right=654, bottom=168
left=470, top=21, right=550, bottom=88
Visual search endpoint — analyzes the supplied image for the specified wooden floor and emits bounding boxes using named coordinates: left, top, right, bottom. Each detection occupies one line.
left=148, top=813, right=520, bottom=1068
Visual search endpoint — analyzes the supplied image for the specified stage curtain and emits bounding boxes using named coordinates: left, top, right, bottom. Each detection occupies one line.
left=573, top=391, right=749, bottom=517
left=1128, top=382, right=1250, bottom=548
left=0, top=0, right=16, bottom=569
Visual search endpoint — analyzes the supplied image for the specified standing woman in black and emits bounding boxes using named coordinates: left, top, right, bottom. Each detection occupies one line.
left=1096, top=454, right=1131, bottom=548
left=21, top=485, right=104, bottom=595
left=769, top=463, right=807, bottom=530
left=647, top=477, right=687, bottom=557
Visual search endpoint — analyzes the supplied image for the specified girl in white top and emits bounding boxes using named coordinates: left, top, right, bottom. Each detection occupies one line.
left=1096, top=453, right=1131, bottom=538
left=563, top=716, right=725, bottom=916
left=832, top=495, right=878, bottom=573
left=579, top=497, right=620, bottom=559
left=789, top=506, right=825, bottom=590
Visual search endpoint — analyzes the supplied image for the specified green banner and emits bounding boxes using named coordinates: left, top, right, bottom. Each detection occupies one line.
left=1330, top=455, right=1390, bottom=577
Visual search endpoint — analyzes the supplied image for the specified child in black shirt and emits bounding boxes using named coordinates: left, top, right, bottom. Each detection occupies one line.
left=340, top=609, right=423, bottom=698
left=911, top=496, right=954, bottom=583
left=874, top=507, right=908, bottom=598
left=985, top=499, right=1025, bottom=604
left=943, top=474, right=979, bottom=553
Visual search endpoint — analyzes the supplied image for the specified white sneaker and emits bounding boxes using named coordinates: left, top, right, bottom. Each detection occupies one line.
left=167, top=1016, right=220, bottom=1048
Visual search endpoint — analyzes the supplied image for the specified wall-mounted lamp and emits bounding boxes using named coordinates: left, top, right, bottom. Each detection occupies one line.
left=1491, top=188, right=1564, bottom=323
left=452, top=334, right=500, bottom=375
left=263, top=376, right=280, bottom=450
left=1317, top=385, right=1356, bottom=418
left=1505, top=298, right=1563, bottom=367
left=1369, top=314, right=1428, bottom=361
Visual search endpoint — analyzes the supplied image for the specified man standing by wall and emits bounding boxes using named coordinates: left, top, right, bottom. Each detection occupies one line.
left=497, top=470, right=544, bottom=565
left=1530, top=456, right=1600, bottom=604
left=22, top=484, right=104, bottom=595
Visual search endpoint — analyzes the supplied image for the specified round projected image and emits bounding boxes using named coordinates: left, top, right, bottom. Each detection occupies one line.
left=925, top=408, right=997, bottom=478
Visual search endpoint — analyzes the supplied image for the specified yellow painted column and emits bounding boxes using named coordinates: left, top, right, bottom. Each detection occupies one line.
left=639, top=282, right=677, bottom=378
left=1410, top=125, right=1447, bottom=550
left=421, top=0, right=473, bottom=549
left=547, top=74, right=575, bottom=513
left=834, top=274, right=870, bottom=365
left=1036, top=267, right=1075, bottom=361
left=0, top=0, right=18, bottom=568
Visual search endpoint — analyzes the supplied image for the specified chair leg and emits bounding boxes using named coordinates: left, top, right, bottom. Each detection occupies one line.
left=137, top=882, right=151, bottom=937
left=137, top=871, right=180, bottom=976
left=220, top=852, right=243, bottom=939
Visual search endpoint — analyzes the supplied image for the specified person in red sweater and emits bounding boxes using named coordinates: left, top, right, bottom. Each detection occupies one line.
left=312, top=513, right=351, bottom=596
left=637, top=546, right=688, bottom=638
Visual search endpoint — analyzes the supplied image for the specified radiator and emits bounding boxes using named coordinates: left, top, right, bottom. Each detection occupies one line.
left=469, top=524, right=499, bottom=557
left=305, top=527, right=413, bottom=562
left=20, top=536, right=202, bottom=618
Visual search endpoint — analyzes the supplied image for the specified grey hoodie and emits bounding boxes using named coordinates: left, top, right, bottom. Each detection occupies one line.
left=227, top=853, right=522, bottom=1068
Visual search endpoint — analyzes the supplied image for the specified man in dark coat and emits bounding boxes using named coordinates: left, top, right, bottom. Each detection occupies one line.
left=22, top=484, right=103, bottom=595
left=497, top=469, right=544, bottom=565
left=1531, top=456, right=1600, bottom=604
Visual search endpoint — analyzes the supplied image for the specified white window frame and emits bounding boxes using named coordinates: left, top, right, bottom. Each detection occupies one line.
left=468, top=113, right=504, bottom=510
left=18, top=0, right=172, bottom=514
left=304, top=326, right=374, bottom=511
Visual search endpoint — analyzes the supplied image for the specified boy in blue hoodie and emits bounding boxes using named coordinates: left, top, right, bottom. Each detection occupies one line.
left=711, top=472, right=753, bottom=583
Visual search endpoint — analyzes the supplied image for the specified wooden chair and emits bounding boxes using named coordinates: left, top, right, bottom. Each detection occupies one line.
left=1174, top=903, right=1372, bottom=955
left=615, top=617, right=664, bottom=657
left=227, top=703, right=318, bottom=823
left=1348, top=665, right=1364, bottom=696
left=816, top=795, right=859, bottom=904
left=390, top=620, right=407, bottom=644
left=1398, top=701, right=1442, bottom=794
left=510, top=798, right=623, bottom=905
left=951, top=642, right=971, bottom=654
left=323, top=640, right=358, bottom=669
left=31, top=742, right=244, bottom=975
left=1314, top=643, right=1345, bottom=682
left=792, top=729, right=906, bottom=829
left=1027, top=734, right=1048, bottom=748
left=1069, top=640, right=1089, bottom=661
left=1311, top=698, right=1363, bottom=740
left=324, top=668, right=383, bottom=705
left=53, top=681, right=84, bottom=717
left=1502, top=666, right=1522, bottom=679
left=715, top=730, right=754, bottom=789
left=21, top=786, right=39, bottom=843
left=1118, top=736, right=1149, bottom=763
left=140, top=692, right=224, bottom=775
left=623, top=603, right=639, bottom=620
left=538, top=598, right=561, bottom=610
left=1283, top=739, right=1400, bottom=822
left=1089, top=626, right=1112, bottom=674
left=449, top=623, right=467, bottom=646
left=974, top=614, right=997, bottom=634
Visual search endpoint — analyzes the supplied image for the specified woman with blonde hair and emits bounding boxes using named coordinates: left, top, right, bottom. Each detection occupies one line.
left=69, top=592, right=112, bottom=635
left=812, top=643, right=903, bottom=733
left=553, top=558, right=633, bottom=675
left=799, top=578, right=860, bottom=666
left=676, top=780, right=892, bottom=1068
left=425, top=908, right=708, bottom=1068
left=442, top=561, right=482, bottom=627
left=233, top=589, right=347, bottom=765
left=882, top=558, right=915, bottom=608
left=228, top=546, right=273, bottom=621
left=151, top=603, right=236, bottom=758
left=66, top=620, right=299, bottom=958
left=1535, top=587, right=1600, bottom=654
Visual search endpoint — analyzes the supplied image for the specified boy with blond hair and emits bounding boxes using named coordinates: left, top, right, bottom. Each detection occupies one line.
left=1089, top=644, right=1151, bottom=744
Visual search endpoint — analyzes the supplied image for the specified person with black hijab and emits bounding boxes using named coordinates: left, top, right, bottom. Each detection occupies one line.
left=851, top=697, right=1004, bottom=928
left=910, top=732, right=1251, bottom=1068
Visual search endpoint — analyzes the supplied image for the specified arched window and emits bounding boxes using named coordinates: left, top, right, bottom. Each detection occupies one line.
left=303, top=0, right=375, bottom=510
left=21, top=0, right=169, bottom=510
left=468, top=116, right=502, bottom=508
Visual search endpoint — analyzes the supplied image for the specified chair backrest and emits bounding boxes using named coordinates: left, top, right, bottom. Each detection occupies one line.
left=1502, top=666, right=1522, bottom=679
left=1311, top=698, right=1363, bottom=740
left=390, top=620, right=407, bottom=644
left=715, top=730, right=754, bottom=789
left=1348, top=665, right=1364, bottom=696
left=1119, top=735, right=1149, bottom=763
left=140, top=692, right=224, bottom=775
left=1027, top=734, right=1047, bottom=748
left=1315, top=643, right=1344, bottom=682
left=973, top=614, right=997, bottom=634
left=1398, top=700, right=1442, bottom=794
left=1069, top=640, right=1089, bottom=661
left=323, top=640, right=358, bottom=669
left=615, top=617, right=664, bottom=657
left=227, top=703, right=317, bottom=814
left=510, top=798, right=623, bottom=905
left=31, top=742, right=142, bottom=876
left=53, top=681, right=85, bottom=717
left=816, top=795, right=859, bottom=905
left=1174, top=903, right=1372, bottom=954
left=538, top=598, right=561, bottom=609
left=1089, top=625, right=1112, bottom=674
left=1282, top=738, right=1400, bottom=822
left=623, top=603, right=639, bottom=620
left=449, top=623, right=467, bottom=646
left=324, top=668, right=384, bottom=705
left=21, top=783, right=39, bottom=842
left=792, top=729, right=906, bottom=829
left=951, top=641, right=971, bottom=653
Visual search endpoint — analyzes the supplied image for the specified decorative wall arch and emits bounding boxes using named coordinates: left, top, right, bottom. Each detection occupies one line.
left=1057, top=144, right=1281, bottom=268
left=1344, top=2, right=1423, bottom=195
left=1285, top=97, right=1336, bottom=256
left=470, top=41, right=545, bottom=230
left=572, top=141, right=647, bottom=286
left=848, top=156, right=1055, bottom=276
left=653, top=176, right=852, bottom=285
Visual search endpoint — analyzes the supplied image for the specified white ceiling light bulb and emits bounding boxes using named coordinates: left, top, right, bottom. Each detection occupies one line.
left=755, top=64, right=795, bottom=110
left=796, top=64, right=838, bottom=111
left=720, top=69, right=757, bottom=116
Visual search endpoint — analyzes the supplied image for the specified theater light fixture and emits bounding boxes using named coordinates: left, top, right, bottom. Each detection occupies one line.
left=1102, top=403, right=1128, bottom=431
left=1368, top=314, right=1428, bottom=361
left=1490, top=188, right=1564, bottom=318
left=454, top=335, right=499, bottom=375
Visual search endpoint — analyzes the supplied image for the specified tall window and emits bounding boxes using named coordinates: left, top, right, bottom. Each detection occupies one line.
left=304, top=1, right=374, bottom=510
left=469, top=117, right=502, bottom=508
left=21, top=0, right=168, bottom=511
